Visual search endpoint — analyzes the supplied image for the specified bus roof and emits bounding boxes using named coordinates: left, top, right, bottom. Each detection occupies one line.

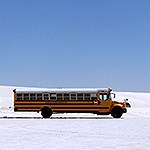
left=14, top=87, right=112, bottom=94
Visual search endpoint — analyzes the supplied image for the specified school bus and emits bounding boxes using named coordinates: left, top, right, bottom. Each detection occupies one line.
left=13, top=87, right=127, bottom=118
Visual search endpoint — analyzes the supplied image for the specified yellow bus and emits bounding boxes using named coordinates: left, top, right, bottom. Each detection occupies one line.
left=13, top=87, right=127, bottom=118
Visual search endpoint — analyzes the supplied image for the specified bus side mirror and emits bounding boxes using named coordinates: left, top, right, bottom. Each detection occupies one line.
left=112, top=93, right=116, bottom=98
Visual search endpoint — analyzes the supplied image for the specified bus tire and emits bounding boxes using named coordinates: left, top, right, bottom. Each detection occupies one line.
left=111, top=107, right=123, bottom=118
left=41, top=107, right=52, bottom=118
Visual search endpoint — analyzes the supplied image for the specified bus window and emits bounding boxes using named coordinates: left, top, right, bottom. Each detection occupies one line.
left=91, top=94, right=97, bottom=100
left=100, top=94, right=102, bottom=100
left=37, top=94, right=42, bottom=100
left=50, top=93, right=56, bottom=100
left=103, top=94, right=108, bottom=100
left=17, top=94, right=22, bottom=100
left=108, top=94, right=112, bottom=100
left=57, top=93, right=62, bottom=100
left=71, top=94, right=76, bottom=100
left=85, top=94, right=90, bottom=100
left=64, top=94, right=69, bottom=100
left=100, top=94, right=108, bottom=100
left=30, top=94, right=36, bottom=100
left=77, top=94, right=83, bottom=100
left=24, top=94, right=29, bottom=100
left=44, top=93, right=49, bottom=100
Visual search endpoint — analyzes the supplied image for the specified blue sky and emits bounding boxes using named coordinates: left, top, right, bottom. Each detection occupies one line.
left=0, top=0, right=150, bottom=92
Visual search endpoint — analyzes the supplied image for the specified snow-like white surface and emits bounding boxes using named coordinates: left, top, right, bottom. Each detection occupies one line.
left=0, top=86, right=150, bottom=150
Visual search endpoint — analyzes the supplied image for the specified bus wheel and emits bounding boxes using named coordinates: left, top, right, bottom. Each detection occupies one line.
left=41, top=107, right=52, bottom=118
left=111, top=108, right=122, bottom=118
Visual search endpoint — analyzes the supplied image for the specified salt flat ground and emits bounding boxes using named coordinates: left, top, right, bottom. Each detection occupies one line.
left=0, top=117, right=150, bottom=150
left=0, top=86, right=150, bottom=150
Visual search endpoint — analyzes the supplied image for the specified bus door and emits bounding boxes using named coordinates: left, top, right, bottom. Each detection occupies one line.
left=99, top=93, right=112, bottom=112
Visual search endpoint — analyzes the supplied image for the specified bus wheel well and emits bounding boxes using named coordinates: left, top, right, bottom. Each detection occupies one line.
left=41, top=106, right=52, bottom=118
left=111, top=107, right=123, bottom=118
